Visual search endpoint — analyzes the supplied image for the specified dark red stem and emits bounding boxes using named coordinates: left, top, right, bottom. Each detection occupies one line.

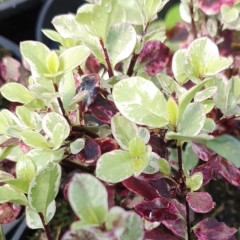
left=177, top=145, right=191, bottom=240
left=39, top=213, right=53, bottom=240
left=127, top=22, right=150, bottom=76
left=99, top=38, right=114, bottom=78
left=53, top=83, right=71, bottom=126
left=189, top=0, right=197, bottom=39
left=77, top=66, right=84, bottom=76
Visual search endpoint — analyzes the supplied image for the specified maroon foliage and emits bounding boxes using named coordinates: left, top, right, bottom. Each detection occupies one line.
left=95, top=137, right=119, bottom=154
left=0, top=160, right=16, bottom=177
left=149, top=133, right=169, bottom=159
left=85, top=55, right=101, bottom=74
left=166, top=23, right=189, bottom=43
left=145, top=226, right=182, bottom=240
left=0, top=203, right=21, bottom=224
left=134, top=197, right=178, bottom=223
left=89, top=94, right=118, bottom=124
left=193, top=218, right=237, bottom=240
left=186, top=192, right=215, bottom=213
left=76, top=138, right=101, bottom=164
left=122, top=177, right=160, bottom=200
left=138, top=41, right=170, bottom=76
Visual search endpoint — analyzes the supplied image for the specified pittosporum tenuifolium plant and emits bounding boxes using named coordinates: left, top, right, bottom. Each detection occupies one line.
left=0, top=0, right=240, bottom=239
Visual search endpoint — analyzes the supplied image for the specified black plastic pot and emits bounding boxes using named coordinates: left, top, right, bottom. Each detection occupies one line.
left=0, top=0, right=44, bottom=21
left=36, top=0, right=84, bottom=49
left=0, top=35, right=21, bottom=59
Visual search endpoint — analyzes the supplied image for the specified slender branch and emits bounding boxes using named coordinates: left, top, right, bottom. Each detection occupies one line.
left=53, top=83, right=71, bottom=125
left=39, top=213, right=53, bottom=240
left=177, top=144, right=191, bottom=240
left=189, top=0, right=197, bottom=39
left=99, top=38, right=114, bottom=78
left=127, top=22, right=150, bottom=76
left=0, top=225, right=6, bottom=240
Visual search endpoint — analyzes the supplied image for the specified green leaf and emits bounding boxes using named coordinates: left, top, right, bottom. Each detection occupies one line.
left=179, top=78, right=211, bottom=117
left=24, top=99, right=46, bottom=110
left=221, top=5, right=239, bottom=23
left=204, top=135, right=240, bottom=167
left=0, top=170, right=14, bottom=182
left=21, top=130, right=51, bottom=149
left=26, top=201, right=56, bottom=229
left=0, top=185, right=28, bottom=205
left=28, top=162, right=61, bottom=219
left=46, top=51, right=59, bottom=74
left=52, top=123, right=65, bottom=149
left=20, top=41, right=50, bottom=76
left=194, top=87, right=217, bottom=102
left=42, top=112, right=70, bottom=141
left=58, top=45, right=91, bottom=73
left=42, top=29, right=64, bottom=45
left=16, top=155, right=36, bottom=185
left=167, top=97, right=179, bottom=127
left=138, top=127, right=150, bottom=144
left=68, top=174, right=108, bottom=226
left=166, top=132, right=213, bottom=142
left=165, top=4, right=181, bottom=29
left=143, top=152, right=161, bottom=174
left=96, top=150, right=134, bottom=183
left=60, top=72, right=76, bottom=108
left=106, top=23, right=136, bottom=67
left=121, top=211, right=144, bottom=240
left=186, top=172, right=203, bottom=191
left=16, top=106, right=34, bottom=129
left=111, top=113, right=138, bottom=150
left=113, top=77, right=168, bottom=128
left=128, top=137, right=146, bottom=157
left=172, top=49, right=189, bottom=85
left=188, top=37, right=232, bottom=78
left=183, top=144, right=199, bottom=171
left=202, top=118, right=216, bottom=133
left=6, top=179, right=29, bottom=193
left=70, top=138, right=85, bottom=154
left=1, top=83, right=34, bottom=104
left=158, top=158, right=171, bottom=175
left=178, top=103, right=205, bottom=136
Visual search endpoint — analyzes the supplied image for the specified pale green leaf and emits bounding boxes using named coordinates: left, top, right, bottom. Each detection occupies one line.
left=21, top=130, right=51, bottom=149
left=183, top=144, right=199, bottom=171
left=111, top=113, right=138, bottom=150
left=68, top=174, right=108, bottom=225
left=58, top=45, right=91, bottom=72
left=26, top=201, right=56, bottom=229
left=186, top=172, right=203, bottom=192
left=128, top=137, right=146, bottom=157
left=205, top=57, right=232, bottom=76
left=42, top=29, right=64, bottom=45
left=46, top=51, right=59, bottom=74
left=138, top=127, right=150, bottom=144
left=113, top=77, right=168, bottom=128
left=143, top=152, right=161, bottom=174
left=1, top=83, right=34, bottom=104
left=52, top=123, right=65, bottom=149
left=20, top=41, right=50, bottom=76
left=42, top=112, right=70, bottom=141
left=221, top=5, right=239, bottom=23
left=194, top=87, right=217, bottom=102
left=167, top=97, right=179, bottom=127
left=178, top=103, right=205, bottom=136
left=158, top=158, right=171, bottom=175
left=96, top=150, right=134, bottom=183
left=28, top=162, right=61, bottom=219
left=70, top=138, right=85, bottom=154
left=202, top=118, right=216, bottom=133
left=172, top=49, right=188, bottom=85
left=166, top=132, right=213, bottom=142
left=16, top=155, right=36, bottom=184
left=106, top=23, right=136, bottom=67
left=0, top=185, right=28, bottom=205
left=16, top=106, right=34, bottom=129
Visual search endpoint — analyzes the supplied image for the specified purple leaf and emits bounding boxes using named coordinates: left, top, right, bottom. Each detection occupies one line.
left=186, top=192, right=215, bottom=213
left=138, top=41, right=170, bottom=76
left=90, top=94, right=118, bottom=124
left=193, top=218, right=237, bottom=240
left=134, top=197, right=178, bottom=223
left=145, top=226, right=181, bottom=240
left=76, top=138, right=101, bottom=164
left=162, top=199, right=187, bottom=239
left=198, top=0, right=235, bottom=15
left=77, top=74, right=100, bottom=112
left=85, top=55, right=100, bottom=74
left=122, top=177, right=160, bottom=200
left=149, top=133, right=169, bottom=159
left=95, top=137, right=119, bottom=154
left=166, top=23, right=189, bottom=42
left=0, top=203, right=21, bottom=224
left=192, top=142, right=214, bottom=161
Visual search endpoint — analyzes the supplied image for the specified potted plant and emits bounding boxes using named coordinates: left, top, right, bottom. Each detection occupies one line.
left=0, top=0, right=240, bottom=239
